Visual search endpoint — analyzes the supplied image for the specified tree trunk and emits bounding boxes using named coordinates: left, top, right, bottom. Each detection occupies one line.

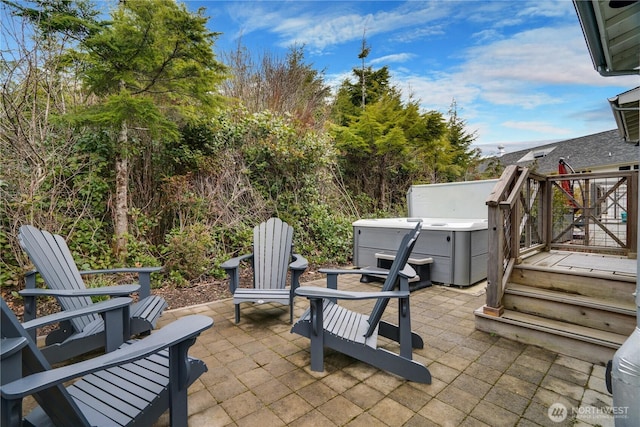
left=379, top=172, right=387, bottom=211
left=377, top=158, right=387, bottom=211
left=114, top=119, right=129, bottom=259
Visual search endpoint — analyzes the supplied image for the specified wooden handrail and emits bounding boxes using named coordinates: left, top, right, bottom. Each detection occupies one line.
left=484, top=166, right=529, bottom=316
left=483, top=167, right=638, bottom=317
left=486, top=165, right=519, bottom=206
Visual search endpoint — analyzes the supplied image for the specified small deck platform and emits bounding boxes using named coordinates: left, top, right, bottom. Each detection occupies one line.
left=520, top=250, right=637, bottom=279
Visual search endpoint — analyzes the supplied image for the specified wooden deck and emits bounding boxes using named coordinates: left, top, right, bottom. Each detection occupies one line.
left=520, top=250, right=637, bottom=279
left=480, top=168, right=638, bottom=364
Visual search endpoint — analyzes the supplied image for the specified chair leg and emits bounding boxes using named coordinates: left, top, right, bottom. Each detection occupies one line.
left=290, top=301, right=294, bottom=324
left=169, top=338, right=196, bottom=426
left=235, top=305, right=241, bottom=324
left=309, top=298, right=325, bottom=372
left=1, top=397, right=23, bottom=427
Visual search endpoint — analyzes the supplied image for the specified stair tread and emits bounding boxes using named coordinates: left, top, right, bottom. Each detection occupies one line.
left=505, top=283, right=637, bottom=314
left=475, top=308, right=628, bottom=346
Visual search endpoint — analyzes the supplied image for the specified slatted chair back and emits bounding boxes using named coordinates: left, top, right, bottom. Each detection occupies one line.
left=18, top=225, right=99, bottom=334
left=365, top=221, right=421, bottom=338
left=252, top=218, right=294, bottom=290
left=1, top=298, right=90, bottom=426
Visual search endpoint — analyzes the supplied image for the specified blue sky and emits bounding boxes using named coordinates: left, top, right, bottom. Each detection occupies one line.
left=189, top=1, right=638, bottom=155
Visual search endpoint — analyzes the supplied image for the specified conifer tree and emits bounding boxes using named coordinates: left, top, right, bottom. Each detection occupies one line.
left=71, top=0, right=226, bottom=257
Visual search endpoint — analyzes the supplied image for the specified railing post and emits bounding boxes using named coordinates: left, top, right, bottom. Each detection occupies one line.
left=628, top=172, right=638, bottom=256
left=584, top=178, right=592, bottom=245
left=484, top=201, right=504, bottom=316
left=511, top=192, right=520, bottom=263
left=543, top=177, right=553, bottom=251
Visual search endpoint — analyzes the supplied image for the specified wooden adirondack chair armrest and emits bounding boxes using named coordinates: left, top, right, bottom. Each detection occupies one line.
left=220, top=253, right=253, bottom=271
left=24, top=267, right=160, bottom=299
left=318, top=267, right=379, bottom=275
left=295, top=286, right=409, bottom=301
left=78, top=266, right=163, bottom=276
left=315, top=267, right=411, bottom=291
left=79, top=266, right=162, bottom=299
left=221, top=254, right=253, bottom=293
left=0, top=314, right=213, bottom=399
left=21, top=298, right=133, bottom=332
left=290, top=254, right=309, bottom=271
left=24, top=267, right=161, bottom=281
left=318, top=265, right=415, bottom=276
left=321, top=264, right=416, bottom=277
left=19, top=284, right=141, bottom=298
left=0, top=337, right=28, bottom=360
left=0, top=338, right=28, bottom=387
left=289, top=254, right=309, bottom=292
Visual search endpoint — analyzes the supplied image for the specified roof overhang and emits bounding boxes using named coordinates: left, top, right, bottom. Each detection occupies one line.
left=573, top=0, right=640, bottom=76
left=609, top=86, right=640, bottom=142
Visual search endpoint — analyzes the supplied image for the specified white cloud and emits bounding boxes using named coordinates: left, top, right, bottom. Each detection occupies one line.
left=226, top=1, right=451, bottom=51
left=471, top=29, right=503, bottom=44
left=464, top=1, right=572, bottom=28
left=393, top=71, right=480, bottom=112
left=370, top=53, right=415, bottom=65
left=325, top=70, right=353, bottom=93
left=502, top=121, right=573, bottom=135
left=389, top=21, right=636, bottom=118
left=517, top=2, right=574, bottom=19
left=390, top=25, right=445, bottom=43
left=460, top=26, right=602, bottom=85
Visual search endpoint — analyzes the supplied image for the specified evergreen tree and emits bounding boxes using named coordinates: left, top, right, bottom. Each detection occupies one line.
left=331, top=61, right=449, bottom=210
left=3, top=0, right=102, bottom=40
left=70, top=0, right=227, bottom=257
left=332, top=66, right=393, bottom=126
left=444, top=99, right=481, bottom=181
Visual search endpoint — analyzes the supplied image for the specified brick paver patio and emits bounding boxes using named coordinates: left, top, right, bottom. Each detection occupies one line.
left=153, top=275, right=616, bottom=427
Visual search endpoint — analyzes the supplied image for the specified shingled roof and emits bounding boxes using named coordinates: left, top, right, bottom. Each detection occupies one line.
left=490, top=129, right=638, bottom=175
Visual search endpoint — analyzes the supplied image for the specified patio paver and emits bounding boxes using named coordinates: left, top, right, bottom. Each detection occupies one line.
left=152, top=275, right=621, bottom=426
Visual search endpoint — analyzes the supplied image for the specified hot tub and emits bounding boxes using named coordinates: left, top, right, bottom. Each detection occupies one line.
left=353, top=218, right=488, bottom=287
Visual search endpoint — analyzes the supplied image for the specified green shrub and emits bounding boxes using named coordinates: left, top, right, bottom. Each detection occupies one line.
left=162, top=224, right=215, bottom=284
left=66, top=219, right=115, bottom=270
left=84, top=275, right=117, bottom=303
left=0, top=228, right=22, bottom=288
left=168, top=269, right=189, bottom=288
left=292, top=203, right=354, bottom=265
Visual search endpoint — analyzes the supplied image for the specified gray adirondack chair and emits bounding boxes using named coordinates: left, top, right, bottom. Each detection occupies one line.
left=221, top=217, right=308, bottom=324
left=18, top=225, right=167, bottom=363
left=291, top=222, right=431, bottom=383
left=0, top=296, right=212, bottom=427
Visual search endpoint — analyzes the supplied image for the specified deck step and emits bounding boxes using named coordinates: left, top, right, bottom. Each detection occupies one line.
left=510, top=264, right=635, bottom=304
left=504, top=283, right=636, bottom=336
left=474, top=308, right=628, bottom=364
left=505, top=283, right=636, bottom=313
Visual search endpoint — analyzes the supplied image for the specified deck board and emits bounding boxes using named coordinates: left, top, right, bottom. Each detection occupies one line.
left=557, top=254, right=636, bottom=275
left=529, top=253, right=570, bottom=268
left=521, top=251, right=636, bottom=278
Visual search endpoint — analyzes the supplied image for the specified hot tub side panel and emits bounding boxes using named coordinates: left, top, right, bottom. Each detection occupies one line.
left=353, top=226, right=409, bottom=267
left=469, top=229, right=489, bottom=285
left=353, top=224, right=487, bottom=287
